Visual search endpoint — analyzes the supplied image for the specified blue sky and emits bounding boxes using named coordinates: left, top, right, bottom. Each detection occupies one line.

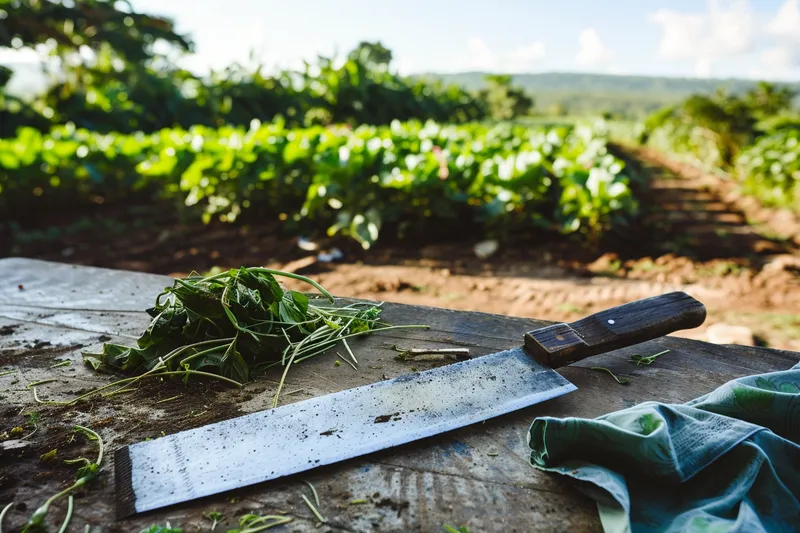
left=4, top=0, right=800, bottom=80
left=125, top=0, right=800, bottom=80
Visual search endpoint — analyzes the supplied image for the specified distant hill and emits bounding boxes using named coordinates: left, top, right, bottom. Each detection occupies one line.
left=5, top=61, right=798, bottom=119
left=417, top=71, right=786, bottom=94
left=417, top=72, right=800, bottom=118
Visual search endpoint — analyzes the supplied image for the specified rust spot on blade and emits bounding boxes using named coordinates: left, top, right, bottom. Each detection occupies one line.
left=374, top=412, right=402, bottom=424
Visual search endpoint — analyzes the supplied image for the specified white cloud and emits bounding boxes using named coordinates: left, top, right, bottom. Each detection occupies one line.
left=466, top=37, right=496, bottom=71
left=575, top=28, right=613, bottom=67
left=458, top=38, right=546, bottom=73
left=650, top=11, right=706, bottom=61
left=649, top=0, right=754, bottom=78
left=767, top=0, right=800, bottom=38
left=757, top=0, right=800, bottom=78
left=762, top=46, right=797, bottom=70
left=505, top=43, right=547, bottom=71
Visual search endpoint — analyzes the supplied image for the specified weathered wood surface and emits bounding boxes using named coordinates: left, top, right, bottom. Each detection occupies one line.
left=0, top=258, right=798, bottom=533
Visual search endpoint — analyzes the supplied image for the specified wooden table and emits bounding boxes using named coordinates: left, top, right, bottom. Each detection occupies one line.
left=1, top=259, right=797, bottom=533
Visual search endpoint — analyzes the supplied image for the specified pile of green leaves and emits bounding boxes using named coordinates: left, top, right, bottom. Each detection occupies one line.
left=0, top=119, right=638, bottom=247
left=82, top=267, right=415, bottom=404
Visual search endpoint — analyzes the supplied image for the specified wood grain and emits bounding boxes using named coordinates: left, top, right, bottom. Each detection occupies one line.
left=0, top=259, right=797, bottom=533
left=525, top=291, right=707, bottom=368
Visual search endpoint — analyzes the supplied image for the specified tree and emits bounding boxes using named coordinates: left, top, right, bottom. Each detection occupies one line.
left=0, top=0, right=193, bottom=62
left=348, top=41, right=393, bottom=69
left=478, top=74, right=533, bottom=120
left=0, top=0, right=198, bottom=134
left=745, top=81, right=795, bottom=118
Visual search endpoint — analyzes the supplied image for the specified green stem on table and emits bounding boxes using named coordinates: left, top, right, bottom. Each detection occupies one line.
left=342, top=338, right=357, bottom=365
left=50, top=360, right=71, bottom=369
left=236, top=515, right=294, bottom=533
left=178, top=344, right=230, bottom=367
left=23, top=426, right=103, bottom=532
left=301, top=494, right=326, bottom=523
left=157, top=370, right=243, bottom=388
left=289, top=324, right=429, bottom=361
left=46, top=341, right=221, bottom=405
left=590, top=367, right=631, bottom=385
left=338, top=353, right=358, bottom=370
left=0, top=370, right=17, bottom=377
left=33, top=357, right=241, bottom=406
left=26, top=378, right=57, bottom=389
left=273, top=328, right=330, bottom=407
left=156, top=394, right=182, bottom=404
left=630, top=349, right=670, bottom=366
left=102, top=387, right=138, bottom=398
left=64, top=457, right=91, bottom=467
left=304, top=481, right=320, bottom=506
left=0, top=502, right=14, bottom=533
left=56, top=496, right=73, bottom=533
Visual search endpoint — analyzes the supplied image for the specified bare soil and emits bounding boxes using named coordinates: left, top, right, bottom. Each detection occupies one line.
left=3, top=146, right=799, bottom=351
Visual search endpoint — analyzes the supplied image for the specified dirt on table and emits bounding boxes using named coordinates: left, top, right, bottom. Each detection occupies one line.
left=3, top=146, right=799, bottom=352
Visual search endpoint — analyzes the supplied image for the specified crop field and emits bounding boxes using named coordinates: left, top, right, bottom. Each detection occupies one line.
left=3, top=116, right=797, bottom=353
left=1, top=120, right=637, bottom=248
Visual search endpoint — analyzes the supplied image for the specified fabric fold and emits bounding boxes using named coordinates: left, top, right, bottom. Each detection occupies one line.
left=528, top=362, right=800, bottom=533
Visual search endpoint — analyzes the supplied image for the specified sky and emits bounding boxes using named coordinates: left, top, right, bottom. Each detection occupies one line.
left=4, top=0, right=800, bottom=81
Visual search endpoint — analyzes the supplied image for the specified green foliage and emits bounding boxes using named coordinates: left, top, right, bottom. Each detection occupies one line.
left=643, top=90, right=762, bottom=170
left=478, top=74, right=533, bottom=120
left=2, top=28, right=486, bottom=134
left=0, top=0, right=192, bottom=62
left=735, top=128, right=800, bottom=211
left=643, top=83, right=797, bottom=168
left=27, top=42, right=486, bottom=135
left=641, top=81, right=798, bottom=211
left=0, top=1, right=484, bottom=132
left=0, top=66, right=51, bottom=137
left=745, top=82, right=796, bottom=119
left=22, top=425, right=103, bottom=532
left=0, top=120, right=638, bottom=246
left=81, top=266, right=408, bottom=408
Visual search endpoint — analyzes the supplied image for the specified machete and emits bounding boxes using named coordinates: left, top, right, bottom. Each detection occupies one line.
left=115, top=291, right=705, bottom=517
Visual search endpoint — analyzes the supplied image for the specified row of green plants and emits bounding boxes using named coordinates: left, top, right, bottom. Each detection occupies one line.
left=1, top=43, right=488, bottom=138
left=0, top=119, right=638, bottom=247
left=638, top=84, right=799, bottom=211
left=735, top=128, right=800, bottom=209
left=2, top=0, right=538, bottom=137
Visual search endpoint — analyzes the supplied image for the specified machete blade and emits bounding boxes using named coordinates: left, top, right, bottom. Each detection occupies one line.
left=115, top=347, right=573, bottom=516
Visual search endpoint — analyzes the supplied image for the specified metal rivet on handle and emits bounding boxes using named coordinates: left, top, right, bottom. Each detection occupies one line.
left=607, top=319, right=615, bottom=324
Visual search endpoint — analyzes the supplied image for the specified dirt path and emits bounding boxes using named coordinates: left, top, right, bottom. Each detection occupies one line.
left=4, top=148, right=799, bottom=351
left=627, top=145, right=800, bottom=249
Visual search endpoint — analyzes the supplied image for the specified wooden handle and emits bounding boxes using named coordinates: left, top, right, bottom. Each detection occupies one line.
left=523, top=291, right=706, bottom=368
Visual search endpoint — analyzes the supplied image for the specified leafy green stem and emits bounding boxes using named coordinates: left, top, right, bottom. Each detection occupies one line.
left=204, top=267, right=334, bottom=302
left=590, top=366, right=631, bottom=385
left=0, top=502, right=14, bottom=533
left=630, top=349, right=670, bottom=366
left=23, top=426, right=103, bottom=532
left=56, top=496, right=73, bottom=533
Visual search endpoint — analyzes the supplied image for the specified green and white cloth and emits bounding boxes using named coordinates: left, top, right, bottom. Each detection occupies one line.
left=528, top=362, right=800, bottom=532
